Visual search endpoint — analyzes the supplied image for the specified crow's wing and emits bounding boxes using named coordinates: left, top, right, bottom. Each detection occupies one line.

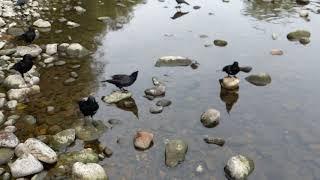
left=111, top=74, right=128, bottom=80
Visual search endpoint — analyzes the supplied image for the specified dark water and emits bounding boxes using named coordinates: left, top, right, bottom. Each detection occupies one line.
left=16, top=0, right=320, bottom=179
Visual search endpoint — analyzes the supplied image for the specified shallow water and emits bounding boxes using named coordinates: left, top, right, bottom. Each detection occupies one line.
left=14, top=0, right=320, bottom=179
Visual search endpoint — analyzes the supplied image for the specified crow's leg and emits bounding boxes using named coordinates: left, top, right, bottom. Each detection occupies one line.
left=120, top=88, right=128, bottom=92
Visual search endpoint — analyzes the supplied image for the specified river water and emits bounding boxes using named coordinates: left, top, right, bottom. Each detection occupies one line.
left=18, top=0, right=320, bottom=179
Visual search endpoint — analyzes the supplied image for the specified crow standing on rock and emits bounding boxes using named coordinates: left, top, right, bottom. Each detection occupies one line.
left=11, top=54, right=34, bottom=78
left=19, top=27, right=36, bottom=44
left=176, top=0, right=190, bottom=8
left=101, top=71, right=139, bottom=91
left=78, top=96, right=99, bottom=119
left=222, top=61, right=252, bottom=77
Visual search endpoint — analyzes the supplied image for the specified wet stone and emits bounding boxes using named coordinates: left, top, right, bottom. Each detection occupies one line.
left=200, top=108, right=220, bottom=128
left=133, top=130, right=154, bottom=150
left=0, top=148, right=14, bottom=165
left=63, top=78, right=76, bottom=86
left=0, top=132, right=19, bottom=148
left=224, top=155, right=254, bottom=180
left=103, top=146, right=113, bottom=157
left=156, top=99, right=172, bottom=107
left=204, top=136, right=225, bottom=146
left=54, top=60, right=66, bottom=66
left=245, top=73, right=272, bottom=86
left=150, top=105, right=163, bottom=114
left=214, top=39, right=228, bottom=47
left=165, top=139, right=188, bottom=167
left=70, top=72, right=78, bottom=78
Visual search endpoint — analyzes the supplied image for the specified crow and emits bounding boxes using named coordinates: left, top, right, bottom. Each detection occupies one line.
left=222, top=62, right=252, bottom=77
left=16, top=0, right=29, bottom=6
left=11, top=54, right=34, bottom=78
left=176, top=0, right=190, bottom=6
left=19, top=27, right=36, bottom=44
left=78, top=96, right=99, bottom=118
left=101, top=71, right=139, bottom=91
left=222, top=62, right=240, bottom=77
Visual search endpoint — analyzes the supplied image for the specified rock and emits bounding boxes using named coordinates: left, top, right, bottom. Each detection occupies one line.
left=97, top=16, right=112, bottom=23
left=165, top=139, right=188, bottom=167
left=152, top=77, right=165, bottom=86
left=75, top=120, right=107, bottom=141
left=103, top=146, right=113, bottom=157
left=4, top=118, right=16, bottom=126
left=296, top=0, right=309, bottom=5
left=66, top=43, right=90, bottom=58
left=155, top=56, right=192, bottom=67
left=5, top=100, right=18, bottom=110
left=22, top=138, right=57, bottom=164
left=299, top=37, right=310, bottom=45
left=102, top=91, right=132, bottom=103
left=270, top=49, right=283, bottom=55
left=0, top=132, right=19, bottom=148
left=299, top=10, right=309, bottom=17
left=47, top=106, right=55, bottom=114
left=57, top=148, right=99, bottom=167
left=214, top=39, right=228, bottom=47
left=44, top=57, right=54, bottom=64
left=0, top=148, right=14, bottom=165
left=70, top=72, right=78, bottom=78
left=29, top=85, right=40, bottom=95
left=193, top=5, right=201, bottom=9
left=4, top=126, right=16, bottom=133
left=245, top=73, right=271, bottom=86
left=49, top=129, right=76, bottom=151
left=15, top=143, right=29, bottom=157
left=145, top=85, right=166, bottom=97
left=133, top=131, right=154, bottom=150
left=33, top=19, right=51, bottom=28
left=0, top=49, right=16, bottom=56
left=2, top=172, right=10, bottom=180
left=46, top=44, right=58, bottom=55
left=200, top=108, right=220, bottom=128
left=0, top=168, right=4, bottom=175
left=7, top=88, right=29, bottom=102
left=0, top=111, right=4, bottom=125
left=9, top=153, right=44, bottom=178
left=224, top=155, right=254, bottom=180
left=272, top=33, right=278, bottom=40
left=219, top=77, right=240, bottom=90
left=287, top=30, right=310, bottom=41
left=58, top=43, right=69, bottom=52
left=15, top=45, right=42, bottom=57
left=0, top=18, right=6, bottom=27
left=31, top=171, right=48, bottom=180
left=156, top=99, right=172, bottom=107
left=3, top=75, right=26, bottom=89
left=23, top=115, right=37, bottom=125
left=72, top=162, right=108, bottom=180
left=54, top=60, right=66, bottom=66
left=63, top=78, right=76, bottom=85
left=74, top=6, right=86, bottom=13
left=150, top=105, right=163, bottom=114
left=0, top=42, right=6, bottom=50
left=66, top=21, right=80, bottom=28
left=0, top=97, right=6, bottom=109
left=204, top=137, right=225, bottom=146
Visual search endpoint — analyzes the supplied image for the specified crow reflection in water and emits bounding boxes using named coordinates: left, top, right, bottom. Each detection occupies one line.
left=115, top=98, right=139, bottom=119
left=171, top=11, right=189, bottom=20
left=219, top=82, right=239, bottom=114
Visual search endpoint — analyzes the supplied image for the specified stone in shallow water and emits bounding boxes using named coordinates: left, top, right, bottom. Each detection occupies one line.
left=203, top=137, right=225, bottom=146
left=74, top=120, right=107, bottom=141
left=200, top=108, right=220, bottom=128
left=245, top=73, right=271, bottom=86
left=165, top=139, right=188, bottom=167
left=214, top=39, right=228, bottom=47
left=64, top=78, right=76, bottom=86
left=33, top=19, right=51, bottom=28
left=72, top=162, right=108, bottom=180
left=299, top=37, right=310, bottom=45
left=66, top=43, right=90, bottom=58
left=156, top=99, right=172, bottom=107
left=287, top=30, right=310, bottom=41
left=102, top=91, right=132, bottom=104
left=219, top=77, right=239, bottom=90
left=49, top=129, right=76, bottom=151
left=150, top=105, right=163, bottom=114
left=23, top=138, right=58, bottom=164
left=270, top=49, right=283, bottom=55
left=57, top=148, right=99, bottom=168
left=3, top=75, right=26, bottom=89
left=145, top=85, right=166, bottom=97
left=0, top=132, right=19, bottom=148
left=133, top=130, right=154, bottom=150
left=155, top=56, right=192, bottom=67
left=46, top=44, right=58, bottom=55
left=0, top=148, right=14, bottom=165
left=14, top=45, right=42, bottom=57
left=9, top=153, right=44, bottom=178
left=224, top=155, right=254, bottom=180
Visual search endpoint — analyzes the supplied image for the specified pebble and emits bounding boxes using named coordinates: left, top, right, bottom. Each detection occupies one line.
left=64, top=78, right=76, bottom=85
left=4, top=126, right=17, bottom=133
left=156, top=99, right=172, bottom=107
left=54, top=60, right=66, bottom=66
left=270, top=49, right=283, bottom=55
left=200, top=108, right=220, bottom=128
left=66, top=21, right=80, bottom=28
left=150, top=105, right=163, bottom=114
left=203, top=136, right=225, bottom=146
left=133, top=130, right=154, bottom=150
left=70, top=72, right=78, bottom=78
left=103, top=146, right=113, bottom=157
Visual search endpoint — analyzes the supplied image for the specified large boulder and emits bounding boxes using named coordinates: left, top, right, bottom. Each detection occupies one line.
left=224, top=155, right=254, bottom=180
left=66, top=43, right=90, bottom=58
left=9, top=153, right=44, bottom=178
left=165, top=139, right=188, bottom=167
left=72, top=162, right=108, bottom=180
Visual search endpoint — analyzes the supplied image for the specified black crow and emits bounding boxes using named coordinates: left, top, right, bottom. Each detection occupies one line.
left=176, top=0, right=190, bottom=6
left=19, top=27, right=36, bottom=44
left=222, top=62, right=252, bottom=77
left=11, top=54, right=34, bottom=77
left=101, top=71, right=139, bottom=91
left=16, top=0, right=28, bottom=6
left=78, top=96, right=99, bottom=118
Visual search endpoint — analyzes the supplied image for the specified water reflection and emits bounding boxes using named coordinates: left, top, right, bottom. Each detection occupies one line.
left=171, top=11, right=190, bottom=20
left=242, top=0, right=297, bottom=22
left=115, top=98, right=139, bottom=118
left=219, top=86, right=239, bottom=114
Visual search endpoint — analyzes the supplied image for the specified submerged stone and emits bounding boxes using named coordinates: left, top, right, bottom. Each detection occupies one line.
left=165, top=139, right=188, bottom=167
left=200, top=108, right=220, bottom=128
left=245, top=73, right=271, bottom=86
left=224, top=155, right=254, bottom=180
left=214, top=39, right=228, bottom=47
left=155, top=56, right=192, bottom=67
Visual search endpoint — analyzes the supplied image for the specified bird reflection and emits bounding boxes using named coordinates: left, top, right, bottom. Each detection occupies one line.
left=219, top=85, right=239, bottom=114
left=171, top=11, right=189, bottom=20
left=115, top=97, right=139, bottom=118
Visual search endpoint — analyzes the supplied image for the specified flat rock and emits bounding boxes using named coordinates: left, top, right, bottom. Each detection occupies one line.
left=155, top=56, right=192, bottom=67
left=156, top=99, right=172, bottom=107
left=57, top=148, right=99, bottom=167
left=0, top=132, right=19, bottom=148
left=66, top=21, right=80, bottom=28
left=224, top=155, right=254, bottom=180
left=245, top=73, right=271, bottom=86
left=72, top=162, right=108, bottom=180
left=200, top=108, right=220, bottom=128
left=14, top=45, right=42, bottom=57
left=204, top=137, right=225, bottom=146
left=165, top=139, right=188, bottom=167
left=102, top=91, right=132, bottom=104
left=133, top=131, right=154, bottom=150
left=0, top=49, right=16, bottom=56
left=9, top=153, right=44, bottom=178
left=33, top=19, right=51, bottom=28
